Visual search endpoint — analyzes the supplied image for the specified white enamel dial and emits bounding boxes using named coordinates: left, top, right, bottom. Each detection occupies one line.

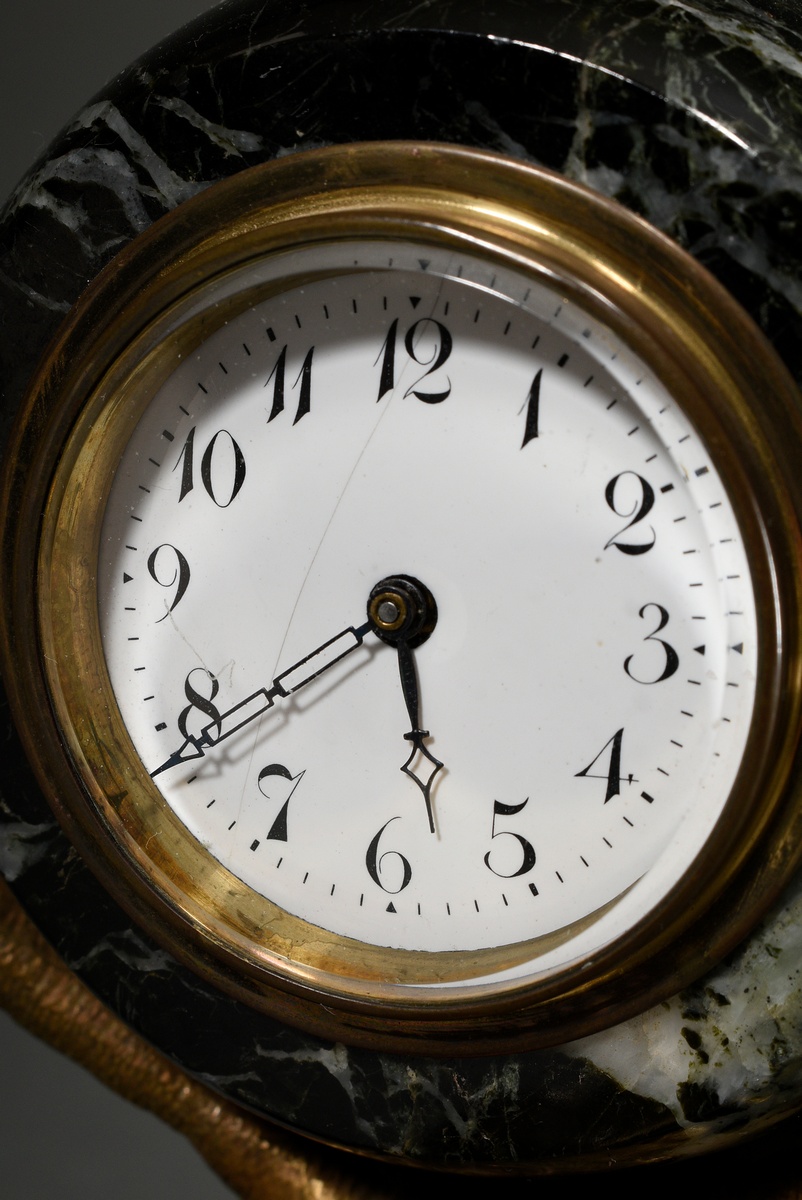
left=97, top=239, right=756, bottom=978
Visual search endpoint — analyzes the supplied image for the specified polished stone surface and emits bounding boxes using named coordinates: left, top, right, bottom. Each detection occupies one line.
left=2, top=0, right=802, bottom=1171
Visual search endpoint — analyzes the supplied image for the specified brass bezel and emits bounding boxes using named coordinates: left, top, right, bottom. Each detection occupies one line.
left=3, top=143, right=802, bottom=1055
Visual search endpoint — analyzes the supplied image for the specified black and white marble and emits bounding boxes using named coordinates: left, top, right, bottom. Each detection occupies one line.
left=2, top=0, right=802, bottom=1172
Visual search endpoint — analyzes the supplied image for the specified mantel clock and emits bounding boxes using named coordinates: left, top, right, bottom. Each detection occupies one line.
left=2, top=0, right=802, bottom=1188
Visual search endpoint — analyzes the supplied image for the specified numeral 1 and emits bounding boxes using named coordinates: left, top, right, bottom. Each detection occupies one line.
left=520, top=368, right=542, bottom=447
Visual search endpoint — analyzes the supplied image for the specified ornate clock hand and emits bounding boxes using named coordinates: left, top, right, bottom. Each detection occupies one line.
left=396, top=638, right=442, bottom=833
left=151, top=618, right=373, bottom=776
left=367, top=575, right=442, bottom=833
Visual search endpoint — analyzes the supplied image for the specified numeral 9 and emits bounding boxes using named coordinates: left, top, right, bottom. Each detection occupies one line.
left=147, top=543, right=190, bottom=620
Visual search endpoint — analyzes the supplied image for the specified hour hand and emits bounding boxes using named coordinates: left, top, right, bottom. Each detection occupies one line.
left=367, top=575, right=442, bottom=833
left=397, top=639, right=443, bottom=833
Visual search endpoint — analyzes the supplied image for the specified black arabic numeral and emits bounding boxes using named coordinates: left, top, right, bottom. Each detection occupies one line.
left=177, top=668, right=222, bottom=743
left=147, top=544, right=190, bottom=621
left=293, top=347, right=314, bottom=423
left=575, top=728, right=627, bottom=803
left=483, top=798, right=536, bottom=878
left=624, top=603, right=679, bottom=684
left=375, top=318, right=452, bottom=403
left=520, top=368, right=542, bottom=448
left=605, top=472, right=656, bottom=554
left=200, top=430, right=247, bottom=507
left=376, top=318, right=398, bottom=401
left=405, top=319, right=452, bottom=402
left=173, top=427, right=246, bottom=507
left=266, top=344, right=314, bottom=424
left=257, top=764, right=305, bottom=842
left=265, top=345, right=287, bottom=421
left=174, top=426, right=195, bottom=502
left=366, top=817, right=412, bottom=893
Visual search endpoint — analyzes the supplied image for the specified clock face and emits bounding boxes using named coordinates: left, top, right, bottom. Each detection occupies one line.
left=95, top=238, right=756, bottom=976
left=20, top=144, right=801, bottom=1048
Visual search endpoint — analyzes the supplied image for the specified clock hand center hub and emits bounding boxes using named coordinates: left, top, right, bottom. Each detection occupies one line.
left=367, top=574, right=438, bottom=648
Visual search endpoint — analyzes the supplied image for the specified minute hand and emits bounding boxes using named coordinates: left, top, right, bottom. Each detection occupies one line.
left=151, top=619, right=373, bottom=777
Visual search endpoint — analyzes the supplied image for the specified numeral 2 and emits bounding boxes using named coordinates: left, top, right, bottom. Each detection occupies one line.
left=605, top=472, right=655, bottom=554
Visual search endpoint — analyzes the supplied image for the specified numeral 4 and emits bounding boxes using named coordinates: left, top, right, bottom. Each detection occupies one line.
left=575, top=728, right=634, bottom=803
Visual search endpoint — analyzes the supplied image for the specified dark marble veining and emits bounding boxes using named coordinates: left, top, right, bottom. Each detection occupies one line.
left=2, top=0, right=802, bottom=1171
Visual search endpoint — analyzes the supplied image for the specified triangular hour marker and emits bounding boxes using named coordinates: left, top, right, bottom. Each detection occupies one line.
left=410, top=296, right=421, bottom=308
left=123, top=573, right=133, bottom=583
left=418, top=259, right=430, bottom=270
left=732, top=643, right=744, bottom=654
left=694, top=645, right=706, bottom=655
left=386, top=902, right=397, bottom=913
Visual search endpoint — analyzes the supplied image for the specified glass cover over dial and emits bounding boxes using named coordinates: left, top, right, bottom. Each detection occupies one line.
left=96, top=238, right=756, bottom=981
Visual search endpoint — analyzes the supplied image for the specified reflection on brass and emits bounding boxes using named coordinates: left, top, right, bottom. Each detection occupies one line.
left=4, top=143, right=802, bottom=1055
left=369, top=591, right=407, bottom=632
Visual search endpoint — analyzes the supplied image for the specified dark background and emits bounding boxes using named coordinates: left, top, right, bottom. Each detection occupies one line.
left=1, top=0, right=210, bottom=200
left=1, top=7, right=238, bottom=1194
